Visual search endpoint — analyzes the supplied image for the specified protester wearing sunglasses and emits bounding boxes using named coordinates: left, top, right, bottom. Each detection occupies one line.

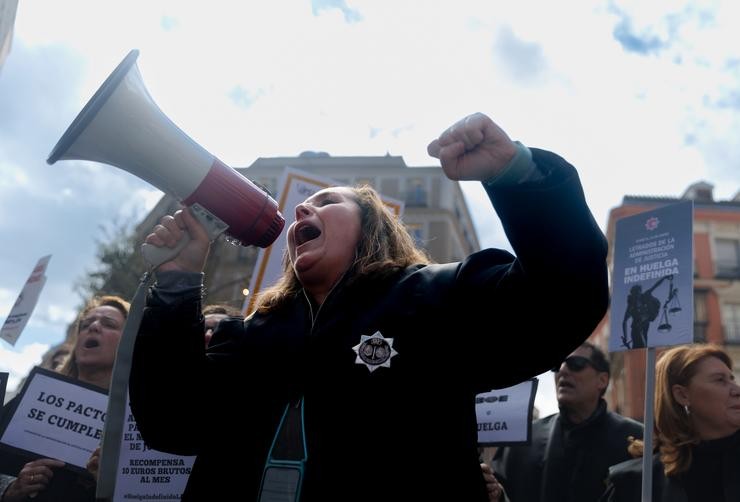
left=488, top=342, right=643, bottom=502
left=553, top=354, right=608, bottom=373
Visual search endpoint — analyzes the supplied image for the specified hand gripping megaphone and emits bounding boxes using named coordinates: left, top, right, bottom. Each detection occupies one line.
left=48, top=49, right=285, bottom=266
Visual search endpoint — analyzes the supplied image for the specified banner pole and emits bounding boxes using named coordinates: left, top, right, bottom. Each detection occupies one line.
left=641, top=347, right=656, bottom=502
left=96, top=271, right=153, bottom=501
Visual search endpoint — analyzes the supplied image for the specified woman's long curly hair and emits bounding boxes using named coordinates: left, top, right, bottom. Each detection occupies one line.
left=255, top=185, right=432, bottom=314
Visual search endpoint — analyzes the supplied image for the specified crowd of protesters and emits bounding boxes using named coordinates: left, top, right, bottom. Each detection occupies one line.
left=3, top=110, right=739, bottom=502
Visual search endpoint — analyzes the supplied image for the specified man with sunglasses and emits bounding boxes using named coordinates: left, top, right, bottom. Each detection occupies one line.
left=489, top=342, right=643, bottom=502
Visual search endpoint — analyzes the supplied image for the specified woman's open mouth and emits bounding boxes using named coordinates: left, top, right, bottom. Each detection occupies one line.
left=295, top=223, right=321, bottom=246
left=84, top=338, right=100, bottom=349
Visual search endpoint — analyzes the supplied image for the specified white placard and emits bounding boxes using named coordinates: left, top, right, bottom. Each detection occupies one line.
left=1, top=255, right=51, bottom=345
left=0, top=368, right=107, bottom=468
left=243, top=168, right=403, bottom=314
left=476, top=379, right=538, bottom=445
left=112, top=394, right=195, bottom=501
left=0, top=368, right=194, bottom=499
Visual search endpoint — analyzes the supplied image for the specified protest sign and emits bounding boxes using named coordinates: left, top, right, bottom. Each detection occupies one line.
left=0, top=367, right=194, bottom=499
left=609, top=201, right=694, bottom=352
left=1, top=255, right=51, bottom=346
left=112, top=394, right=195, bottom=501
left=476, top=379, right=538, bottom=446
left=0, top=367, right=107, bottom=471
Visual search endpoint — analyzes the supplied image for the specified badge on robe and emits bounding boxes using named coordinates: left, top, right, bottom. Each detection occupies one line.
left=352, top=331, right=398, bottom=372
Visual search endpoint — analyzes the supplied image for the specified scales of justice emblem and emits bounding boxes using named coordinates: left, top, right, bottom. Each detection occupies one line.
left=352, top=331, right=398, bottom=372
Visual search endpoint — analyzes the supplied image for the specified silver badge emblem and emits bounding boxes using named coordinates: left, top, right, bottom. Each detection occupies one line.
left=352, top=331, right=398, bottom=372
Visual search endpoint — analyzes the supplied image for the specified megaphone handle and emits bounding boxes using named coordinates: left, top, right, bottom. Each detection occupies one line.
left=141, top=203, right=229, bottom=268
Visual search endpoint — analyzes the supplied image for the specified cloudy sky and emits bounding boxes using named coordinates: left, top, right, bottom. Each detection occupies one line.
left=1, top=0, right=739, bottom=415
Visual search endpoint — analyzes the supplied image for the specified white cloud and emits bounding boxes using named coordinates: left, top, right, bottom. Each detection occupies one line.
left=44, top=304, right=77, bottom=325
left=0, top=342, right=49, bottom=399
left=3, top=0, right=740, bottom=417
left=120, top=187, right=166, bottom=223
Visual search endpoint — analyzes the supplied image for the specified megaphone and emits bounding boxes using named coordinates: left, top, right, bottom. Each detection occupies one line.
left=48, top=49, right=285, bottom=265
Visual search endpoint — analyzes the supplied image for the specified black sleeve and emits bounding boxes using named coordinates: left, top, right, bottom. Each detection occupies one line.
left=128, top=286, right=283, bottom=458
left=598, top=482, right=617, bottom=502
left=490, top=445, right=516, bottom=499
left=128, top=289, right=210, bottom=455
left=599, top=461, right=643, bottom=502
left=452, top=148, right=609, bottom=390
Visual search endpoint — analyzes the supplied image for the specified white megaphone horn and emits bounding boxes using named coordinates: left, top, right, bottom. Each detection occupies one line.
left=48, top=49, right=285, bottom=266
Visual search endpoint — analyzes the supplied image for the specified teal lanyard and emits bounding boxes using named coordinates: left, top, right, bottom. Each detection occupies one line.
left=258, top=398, right=307, bottom=502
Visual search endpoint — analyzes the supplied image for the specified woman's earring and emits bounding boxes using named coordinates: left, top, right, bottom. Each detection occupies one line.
left=683, top=404, right=691, bottom=416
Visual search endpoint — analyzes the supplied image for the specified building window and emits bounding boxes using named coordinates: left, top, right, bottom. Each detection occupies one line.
left=405, top=178, right=427, bottom=207
left=722, top=303, right=740, bottom=344
left=716, top=239, right=740, bottom=278
left=694, top=290, right=708, bottom=342
left=406, top=223, right=425, bottom=247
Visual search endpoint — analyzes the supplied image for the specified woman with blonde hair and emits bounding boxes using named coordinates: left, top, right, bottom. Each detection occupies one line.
left=0, top=295, right=130, bottom=502
left=602, top=343, right=740, bottom=501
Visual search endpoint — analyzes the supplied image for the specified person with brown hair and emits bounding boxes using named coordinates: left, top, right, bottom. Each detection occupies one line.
left=41, top=343, right=73, bottom=372
left=201, top=303, right=241, bottom=347
left=601, top=343, right=740, bottom=501
left=0, top=295, right=130, bottom=502
left=129, top=112, right=609, bottom=501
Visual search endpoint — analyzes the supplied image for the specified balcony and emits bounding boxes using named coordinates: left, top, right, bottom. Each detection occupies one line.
left=694, top=322, right=707, bottom=343
left=724, top=324, right=740, bottom=345
left=716, top=263, right=740, bottom=279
